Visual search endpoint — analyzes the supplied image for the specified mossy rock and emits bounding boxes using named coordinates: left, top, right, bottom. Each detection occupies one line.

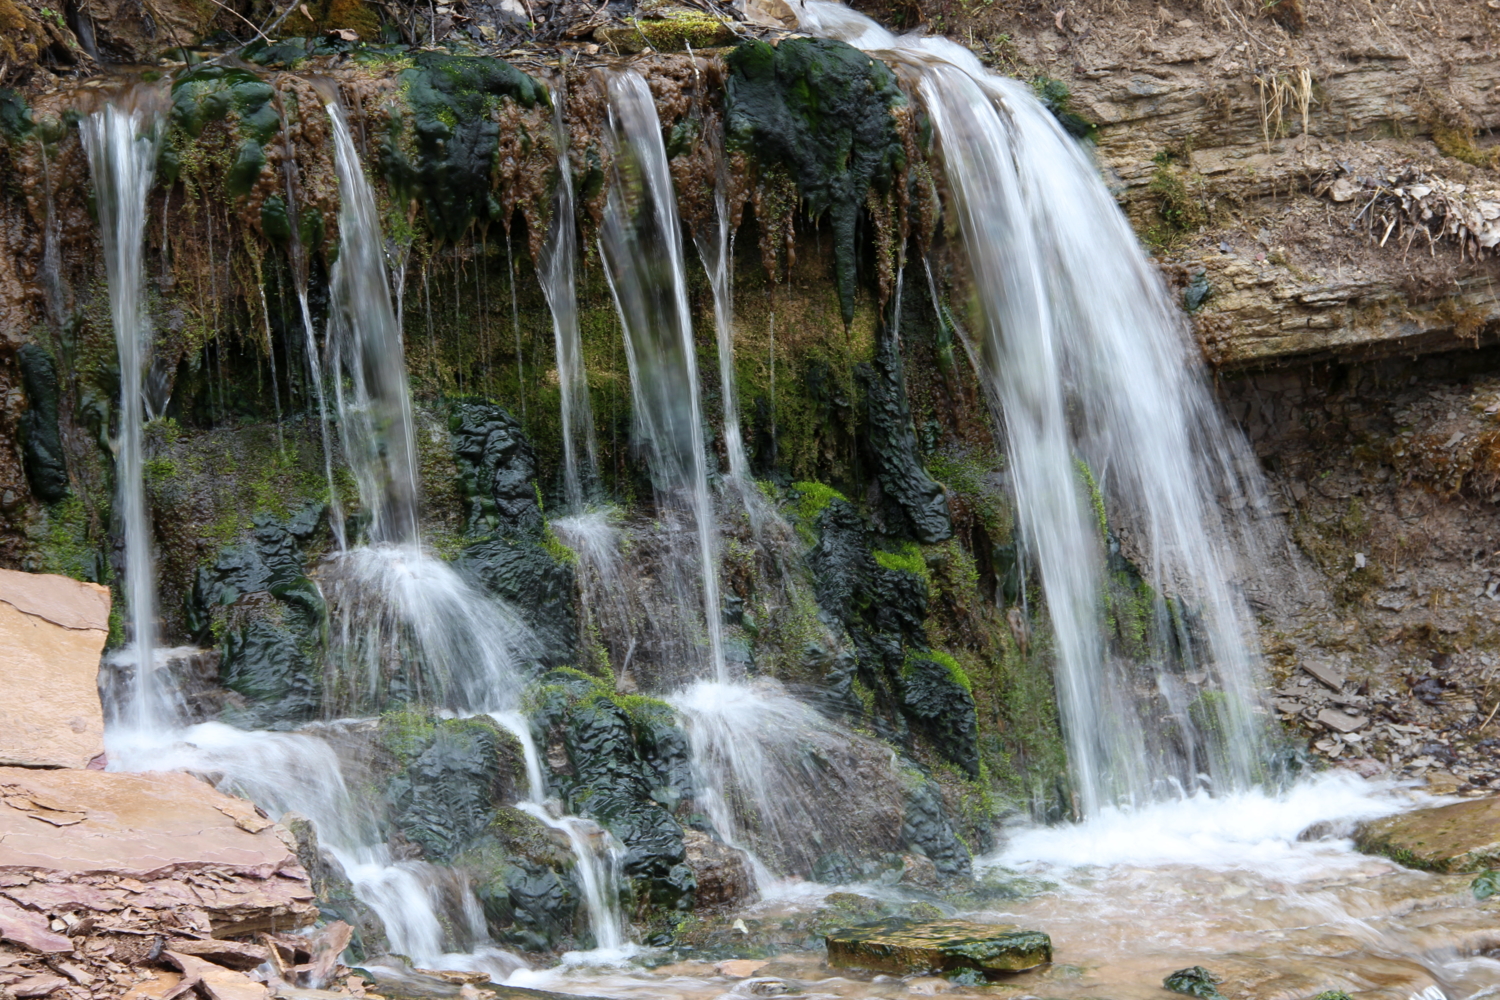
left=1354, top=796, right=1500, bottom=873
left=725, top=36, right=906, bottom=323
left=384, top=52, right=548, bottom=242
left=17, top=344, right=68, bottom=503
left=0, top=87, right=33, bottom=141
left=594, top=10, right=734, bottom=53
left=825, top=918, right=1051, bottom=977
left=165, top=65, right=279, bottom=197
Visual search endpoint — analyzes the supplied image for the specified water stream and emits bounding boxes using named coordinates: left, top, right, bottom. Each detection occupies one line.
left=796, top=0, right=1272, bottom=816
left=82, top=102, right=167, bottom=734
left=599, top=69, right=728, bottom=684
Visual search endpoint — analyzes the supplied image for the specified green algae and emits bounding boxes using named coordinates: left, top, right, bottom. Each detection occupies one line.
left=165, top=65, right=279, bottom=198
left=0, top=87, right=33, bottom=141
left=383, top=51, right=548, bottom=243
left=725, top=36, right=906, bottom=324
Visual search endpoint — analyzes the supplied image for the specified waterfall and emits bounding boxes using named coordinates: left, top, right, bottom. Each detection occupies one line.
left=599, top=70, right=728, bottom=683
left=691, top=132, right=752, bottom=490
left=797, top=1, right=1270, bottom=815
left=538, top=98, right=598, bottom=512
left=491, top=713, right=630, bottom=954
left=326, top=103, right=421, bottom=548
left=82, top=103, right=167, bottom=734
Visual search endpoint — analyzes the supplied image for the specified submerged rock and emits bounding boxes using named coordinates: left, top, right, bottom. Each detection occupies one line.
left=1354, top=795, right=1500, bottom=873
left=1163, top=966, right=1226, bottom=999
left=825, top=918, right=1052, bottom=977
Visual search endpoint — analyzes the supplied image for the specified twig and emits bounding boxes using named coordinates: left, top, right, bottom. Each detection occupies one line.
left=1480, top=697, right=1500, bottom=731
left=199, top=0, right=272, bottom=43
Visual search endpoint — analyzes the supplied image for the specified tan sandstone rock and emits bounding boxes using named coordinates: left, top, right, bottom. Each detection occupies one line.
left=0, top=767, right=317, bottom=939
left=0, top=568, right=109, bottom=769
left=1355, top=796, right=1500, bottom=873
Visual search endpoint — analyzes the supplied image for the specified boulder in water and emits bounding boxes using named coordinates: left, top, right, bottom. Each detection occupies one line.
left=1354, top=795, right=1500, bottom=873
left=825, top=918, right=1051, bottom=977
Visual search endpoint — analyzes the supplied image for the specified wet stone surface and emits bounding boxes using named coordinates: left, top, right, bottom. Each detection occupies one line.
left=824, top=918, right=1053, bottom=977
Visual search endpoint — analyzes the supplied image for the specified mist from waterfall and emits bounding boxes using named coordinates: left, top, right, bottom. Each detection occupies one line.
left=797, top=0, right=1272, bottom=816
left=82, top=103, right=166, bottom=735
left=599, top=69, right=728, bottom=683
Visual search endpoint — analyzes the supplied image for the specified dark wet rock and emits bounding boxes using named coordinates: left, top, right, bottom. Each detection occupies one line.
left=682, top=830, right=753, bottom=911
left=1354, top=795, right=1500, bottom=873
left=899, top=654, right=980, bottom=779
left=857, top=331, right=952, bottom=545
left=449, top=399, right=543, bottom=539
left=281, top=811, right=386, bottom=961
left=457, top=536, right=575, bottom=670
left=562, top=697, right=689, bottom=903
left=1163, top=966, right=1225, bottom=999
left=808, top=499, right=878, bottom=628
left=188, top=507, right=326, bottom=724
left=724, top=36, right=905, bottom=324
left=384, top=714, right=524, bottom=862
left=825, top=918, right=1051, bottom=977
left=901, top=778, right=972, bottom=879
left=463, top=807, right=580, bottom=951
left=17, top=344, right=67, bottom=503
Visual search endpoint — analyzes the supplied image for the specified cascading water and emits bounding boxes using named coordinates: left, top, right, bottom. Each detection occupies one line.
left=538, top=98, right=599, bottom=512
left=599, top=69, right=727, bottom=683
left=691, top=131, right=752, bottom=492
left=82, top=101, right=168, bottom=735
left=492, top=713, right=630, bottom=954
left=325, top=103, right=422, bottom=547
left=797, top=0, right=1271, bottom=815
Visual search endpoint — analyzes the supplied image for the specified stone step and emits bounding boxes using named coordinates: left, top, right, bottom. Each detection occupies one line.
left=1355, top=795, right=1500, bottom=873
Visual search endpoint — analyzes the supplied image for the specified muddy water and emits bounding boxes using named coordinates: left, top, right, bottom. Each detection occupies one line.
left=503, top=776, right=1500, bottom=1000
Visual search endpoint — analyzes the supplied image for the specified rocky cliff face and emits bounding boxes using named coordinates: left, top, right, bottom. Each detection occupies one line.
left=0, top=0, right=1495, bottom=963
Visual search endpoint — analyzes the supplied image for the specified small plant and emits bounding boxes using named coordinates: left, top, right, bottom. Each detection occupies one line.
left=1031, top=75, right=1097, bottom=142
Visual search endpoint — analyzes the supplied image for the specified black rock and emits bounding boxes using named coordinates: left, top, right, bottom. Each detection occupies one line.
left=901, top=778, right=972, bottom=879
left=450, top=399, right=543, bottom=539
left=458, top=536, right=575, bottom=670
left=858, top=329, right=953, bottom=545
left=17, top=344, right=68, bottom=503
left=899, top=655, right=980, bottom=779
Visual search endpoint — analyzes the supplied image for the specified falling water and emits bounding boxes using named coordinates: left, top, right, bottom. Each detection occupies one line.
left=599, top=70, right=727, bottom=683
left=538, top=99, right=598, bottom=511
left=326, top=102, right=421, bottom=547
left=797, top=1, right=1270, bottom=815
left=82, top=103, right=165, bottom=734
left=492, top=713, right=630, bottom=954
left=691, top=133, right=752, bottom=490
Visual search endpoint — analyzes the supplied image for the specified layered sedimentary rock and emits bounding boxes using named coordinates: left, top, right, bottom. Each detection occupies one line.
left=0, top=568, right=108, bottom=769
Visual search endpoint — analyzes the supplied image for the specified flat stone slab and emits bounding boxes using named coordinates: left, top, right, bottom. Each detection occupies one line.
left=825, top=918, right=1052, bottom=977
left=1355, top=795, right=1500, bottom=873
left=0, top=766, right=316, bottom=938
left=0, top=569, right=109, bottom=768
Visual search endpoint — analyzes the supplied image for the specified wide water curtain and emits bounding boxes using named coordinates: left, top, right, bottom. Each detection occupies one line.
left=796, top=0, right=1271, bottom=814
left=599, top=69, right=728, bottom=682
left=82, top=103, right=165, bottom=734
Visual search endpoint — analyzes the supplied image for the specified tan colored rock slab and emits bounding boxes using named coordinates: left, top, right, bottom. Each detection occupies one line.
left=165, top=951, right=270, bottom=1000
left=0, top=573, right=108, bottom=769
left=0, top=767, right=315, bottom=937
left=826, top=919, right=1052, bottom=978
left=714, top=959, right=767, bottom=979
left=1355, top=796, right=1500, bottom=873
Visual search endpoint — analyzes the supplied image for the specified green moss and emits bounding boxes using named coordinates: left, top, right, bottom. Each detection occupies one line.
left=873, top=540, right=929, bottom=583
left=383, top=52, right=548, bottom=242
left=379, top=708, right=438, bottom=763
left=541, top=523, right=578, bottom=566
left=35, top=494, right=101, bottom=582
left=789, top=481, right=846, bottom=524
left=1031, top=76, right=1096, bottom=142
left=598, top=13, right=734, bottom=52
left=912, top=648, right=973, bottom=695
left=0, top=87, right=33, bottom=141
left=1073, top=458, right=1107, bottom=538
left=1146, top=147, right=1208, bottom=245
left=1474, top=870, right=1500, bottom=900
left=725, top=36, right=906, bottom=323
left=165, top=65, right=279, bottom=198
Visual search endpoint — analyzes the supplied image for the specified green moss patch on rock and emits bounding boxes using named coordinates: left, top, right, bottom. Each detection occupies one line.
left=383, top=51, right=548, bottom=243
left=165, top=65, right=280, bottom=199
left=725, top=36, right=906, bottom=323
left=825, top=918, right=1051, bottom=977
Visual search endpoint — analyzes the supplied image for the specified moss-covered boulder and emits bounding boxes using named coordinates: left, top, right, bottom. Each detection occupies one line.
left=825, top=918, right=1052, bottom=977
left=450, top=399, right=544, bottom=538
left=725, top=36, right=906, bottom=323
left=165, top=65, right=280, bottom=199
left=1355, top=796, right=1500, bottom=873
left=899, top=652, right=979, bottom=779
left=383, top=52, right=548, bottom=242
